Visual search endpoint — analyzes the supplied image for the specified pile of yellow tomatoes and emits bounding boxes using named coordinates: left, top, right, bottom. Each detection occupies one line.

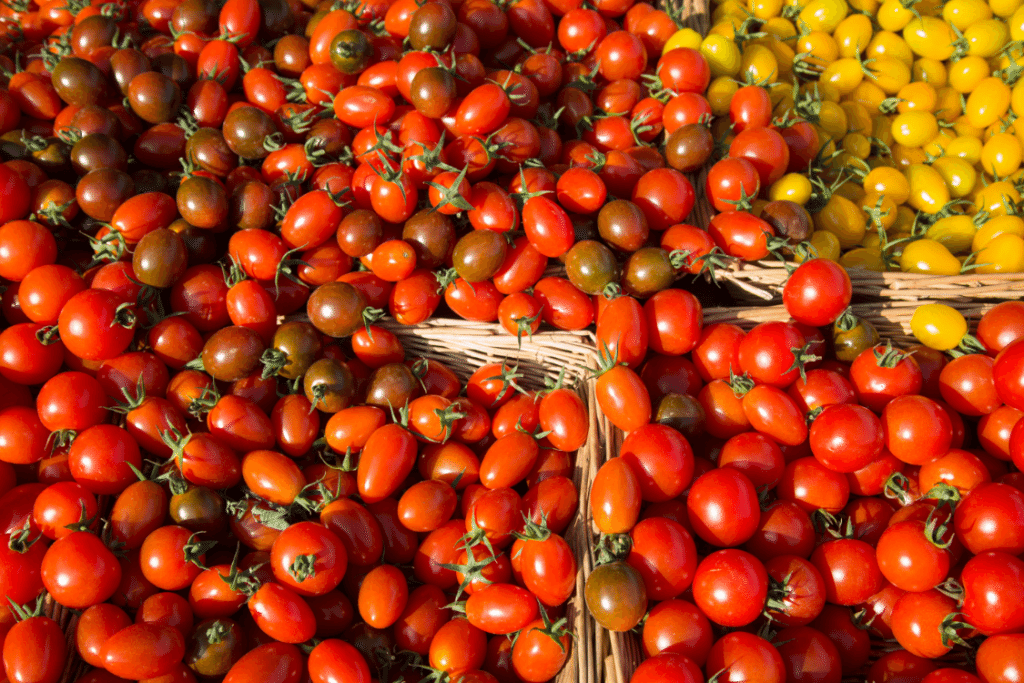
left=670, top=0, right=1024, bottom=275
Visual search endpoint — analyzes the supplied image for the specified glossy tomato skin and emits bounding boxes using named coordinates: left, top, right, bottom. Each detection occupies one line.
left=961, top=551, right=1024, bottom=635
left=687, top=468, right=759, bottom=547
left=738, top=322, right=806, bottom=388
left=223, top=642, right=304, bottom=683
left=101, top=623, right=186, bottom=680
left=809, top=403, right=883, bottom=473
left=626, top=517, right=697, bottom=601
left=2, top=615, right=66, bottom=683
left=705, top=632, right=785, bottom=683
left=995, top=338, right=1024, bottom=411
left=691, top=550, right=768, bottom=628
left=41, top=531, right=122, bottom=609
left=783, top=259, right=852, bottom=327
left=619, top=424, right=693, bottom=502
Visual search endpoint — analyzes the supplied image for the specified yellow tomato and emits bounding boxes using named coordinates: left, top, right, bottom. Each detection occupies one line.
left=700, top=34, right=742, bottom=77
left=911, top=303, right=970, bottom=350
left=739, top=44, right=779, bottom=84
left=801, top=229, right=843, bottom=261
left=943, top=0, right=993, bottom=28
left=849, top=0, right=879, bottom=11
left=846, top=81, right=888, bottom=110
left=1010, top=80, right=1024, bottom=117
left=795, top=31, right=839, bottom=72
left=992, top=0, right=1024, bottom=16
left=866, top=30, right=914, bottom=66
left=841, top=102, right=873, bottom=136
left=863, top=166, right=912, bottom=204
left=926, top=215, right=977, bottom=254
left=899, top=238, right=963, bottom=274
left=861, top=191, right=899, bottom=229
left=707, top=76, right=739, bottom=116
left=769, top=173, right=814, bottom=204
left=973, top=215, right=1024, bottom=249
left=755, top=36, right=796, bottom=80
left=817, top=100, right=850, bottom=139
left=954, top=117, right=986, bottom=139
left=866, top=56, right=911, bottom=94
left=947, top=55, right=993, bottom=93
left=964, top=19, right=1011, bottom=56
left=903, top=17, right=958, bottom=60
left=922, top=129, right=957, bottom=158
left=906, top=164, right=951, bottom=213
left=1011, top=2, right=1024, bottom=36
left=931, top=156, right=978, bottom=197
left=748, top=0, right=783, bottom=17
left=890, top=110, right=939, bottom=147
left=820, top=58, right=865, bottom=95
left=977, top=233, right=1024, bottom=272
left=973, top=180, right=1022, bottom=216
left=763, top=17, right=798, bottom=39
left=895, top=81, right=937, bottom=112
left=664, top=28, right=703, bottom=54
left=799, top=0, right=850, bottom=33
left=815, top=194, right=868, bottom=248
left=892, top=143, right=930, bottom=169
left=912, top=58, right=948, bottom=87
left=933, top=86, right=965, bottom=123
left=946, top=136, right=984, bottom=165
left=878, top=0, right=917, bottom=30
left=833, top=14, right=874, bottom=57
left=962, top=77, right=1011, bottom=127
left=840, top=247, right=888, bottom=270
left=981, top=132, right=1023, bottom=177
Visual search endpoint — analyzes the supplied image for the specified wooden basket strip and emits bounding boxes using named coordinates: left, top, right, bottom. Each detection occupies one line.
left=718, top=260, right=1024, bottom=303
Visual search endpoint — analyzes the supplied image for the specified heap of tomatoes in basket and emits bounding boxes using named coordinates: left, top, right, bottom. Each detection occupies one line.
left=0, top=318, right=592, bottom=683
left=587, top=258, right=1024, bottom=683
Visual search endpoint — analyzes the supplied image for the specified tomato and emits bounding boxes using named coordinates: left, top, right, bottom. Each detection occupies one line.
left=809, top=403, right=883, bottom=473
left=357, top=423, right=417, bottom=503
left=308, top=639, right=372, bottom=683
left=940, top=353, right=1001, bottom=416
left=691, top=550, right=768, bottom=627
left=223, top=643, right=304, bottom=683
left=849, top=344, right=923, bottom=413
left=429, top=617, right=488, bottom=673
left=783, top=259, right=852, bottom=327
left=358, top=564, right=408, bottom=629
left=518, top=531, right=576, bottom=607
left=101, top=623, right=185, bottom=680
left=809, top=538, right=884, bottom=606
left=738, top=321, right=809, bottom=388
left=773, top=626, right=842, bottom=683
left=395, top=584, right=450, bottom=655
left=708, top=211, right=775, bottom=261
left=585, top=560, right=648, bottom=632
left=512, top=617, right=572, bottom=683
left=596, top=363, right=651, bottom=432
left=705, top=632, right=785, bottom=683
left=687, top=468, right=759, bottom=547
left=953, top=482, right=1024, bottom=555
left=249, top=582, right=317, bottom=644
left=626, top=516, right=697, bottom=602
left=41, top=531, right=121, bottom=609
left=620, top=424, right=694, bottom=502
left=2, top=614, right=66, bottom=683
left=591, top=457, right=642, bottom=534
left=57, top=289, right=136, bottom=361
left=269, top=522, right=348, bottom=598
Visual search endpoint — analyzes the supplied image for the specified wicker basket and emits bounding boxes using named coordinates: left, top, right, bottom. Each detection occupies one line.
left=718, top=260, right=1024, bottom=304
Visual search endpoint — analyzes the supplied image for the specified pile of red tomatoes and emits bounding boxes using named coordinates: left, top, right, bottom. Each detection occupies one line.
left=587, top=256, right=1024, bottom=683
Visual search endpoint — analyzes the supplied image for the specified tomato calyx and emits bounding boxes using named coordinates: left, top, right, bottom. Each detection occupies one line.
left=428, top=164, right=475, bottom=213
left=521, top=601, right=573, bottom=653
left=7, top=519, right=42, bottom=554
left=441, top=542, right=498, bottom=599
left=182, top=532, right=218, bottom=570
left=513, top=516, right=552, bottom=545
left=86, top=229, right=129, bottom=270
left=834, top=308, right=859, bottom=333
left=481, top=361, right=530, bottom=401
left=460, top=511, right=497, bottom=557
left=45, top=428, right=77, bottom=453
left=5, top=592, right=46, bottom=622
left=511, top=307, right=544, bottom=348
left=934, top=576, right=965, bottom=603
left=938, top=611, right=975, bottom=650
left=593, top=532, right=632, bottom=566
left=217, top=544, right=266, bottom=597
left=811, top=508, right=855, bottom=540
left=421, top=402, right=467, bottom=443
left=287, top=553, right=318, bottom=583
left=871, top=340, right=911, bottom=369
left=883, top=471, right=917, bottom=507
left=946, top=332, right=988, bottom=359
left=727, top=368, right=755, bottom=398
left=63, top=501, right=100, bottom=536
left=720, top=182, right=757, bottom=212
left=273, top=246, right=314, bottom=297
left=33, top=324, right=61, bottom=347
